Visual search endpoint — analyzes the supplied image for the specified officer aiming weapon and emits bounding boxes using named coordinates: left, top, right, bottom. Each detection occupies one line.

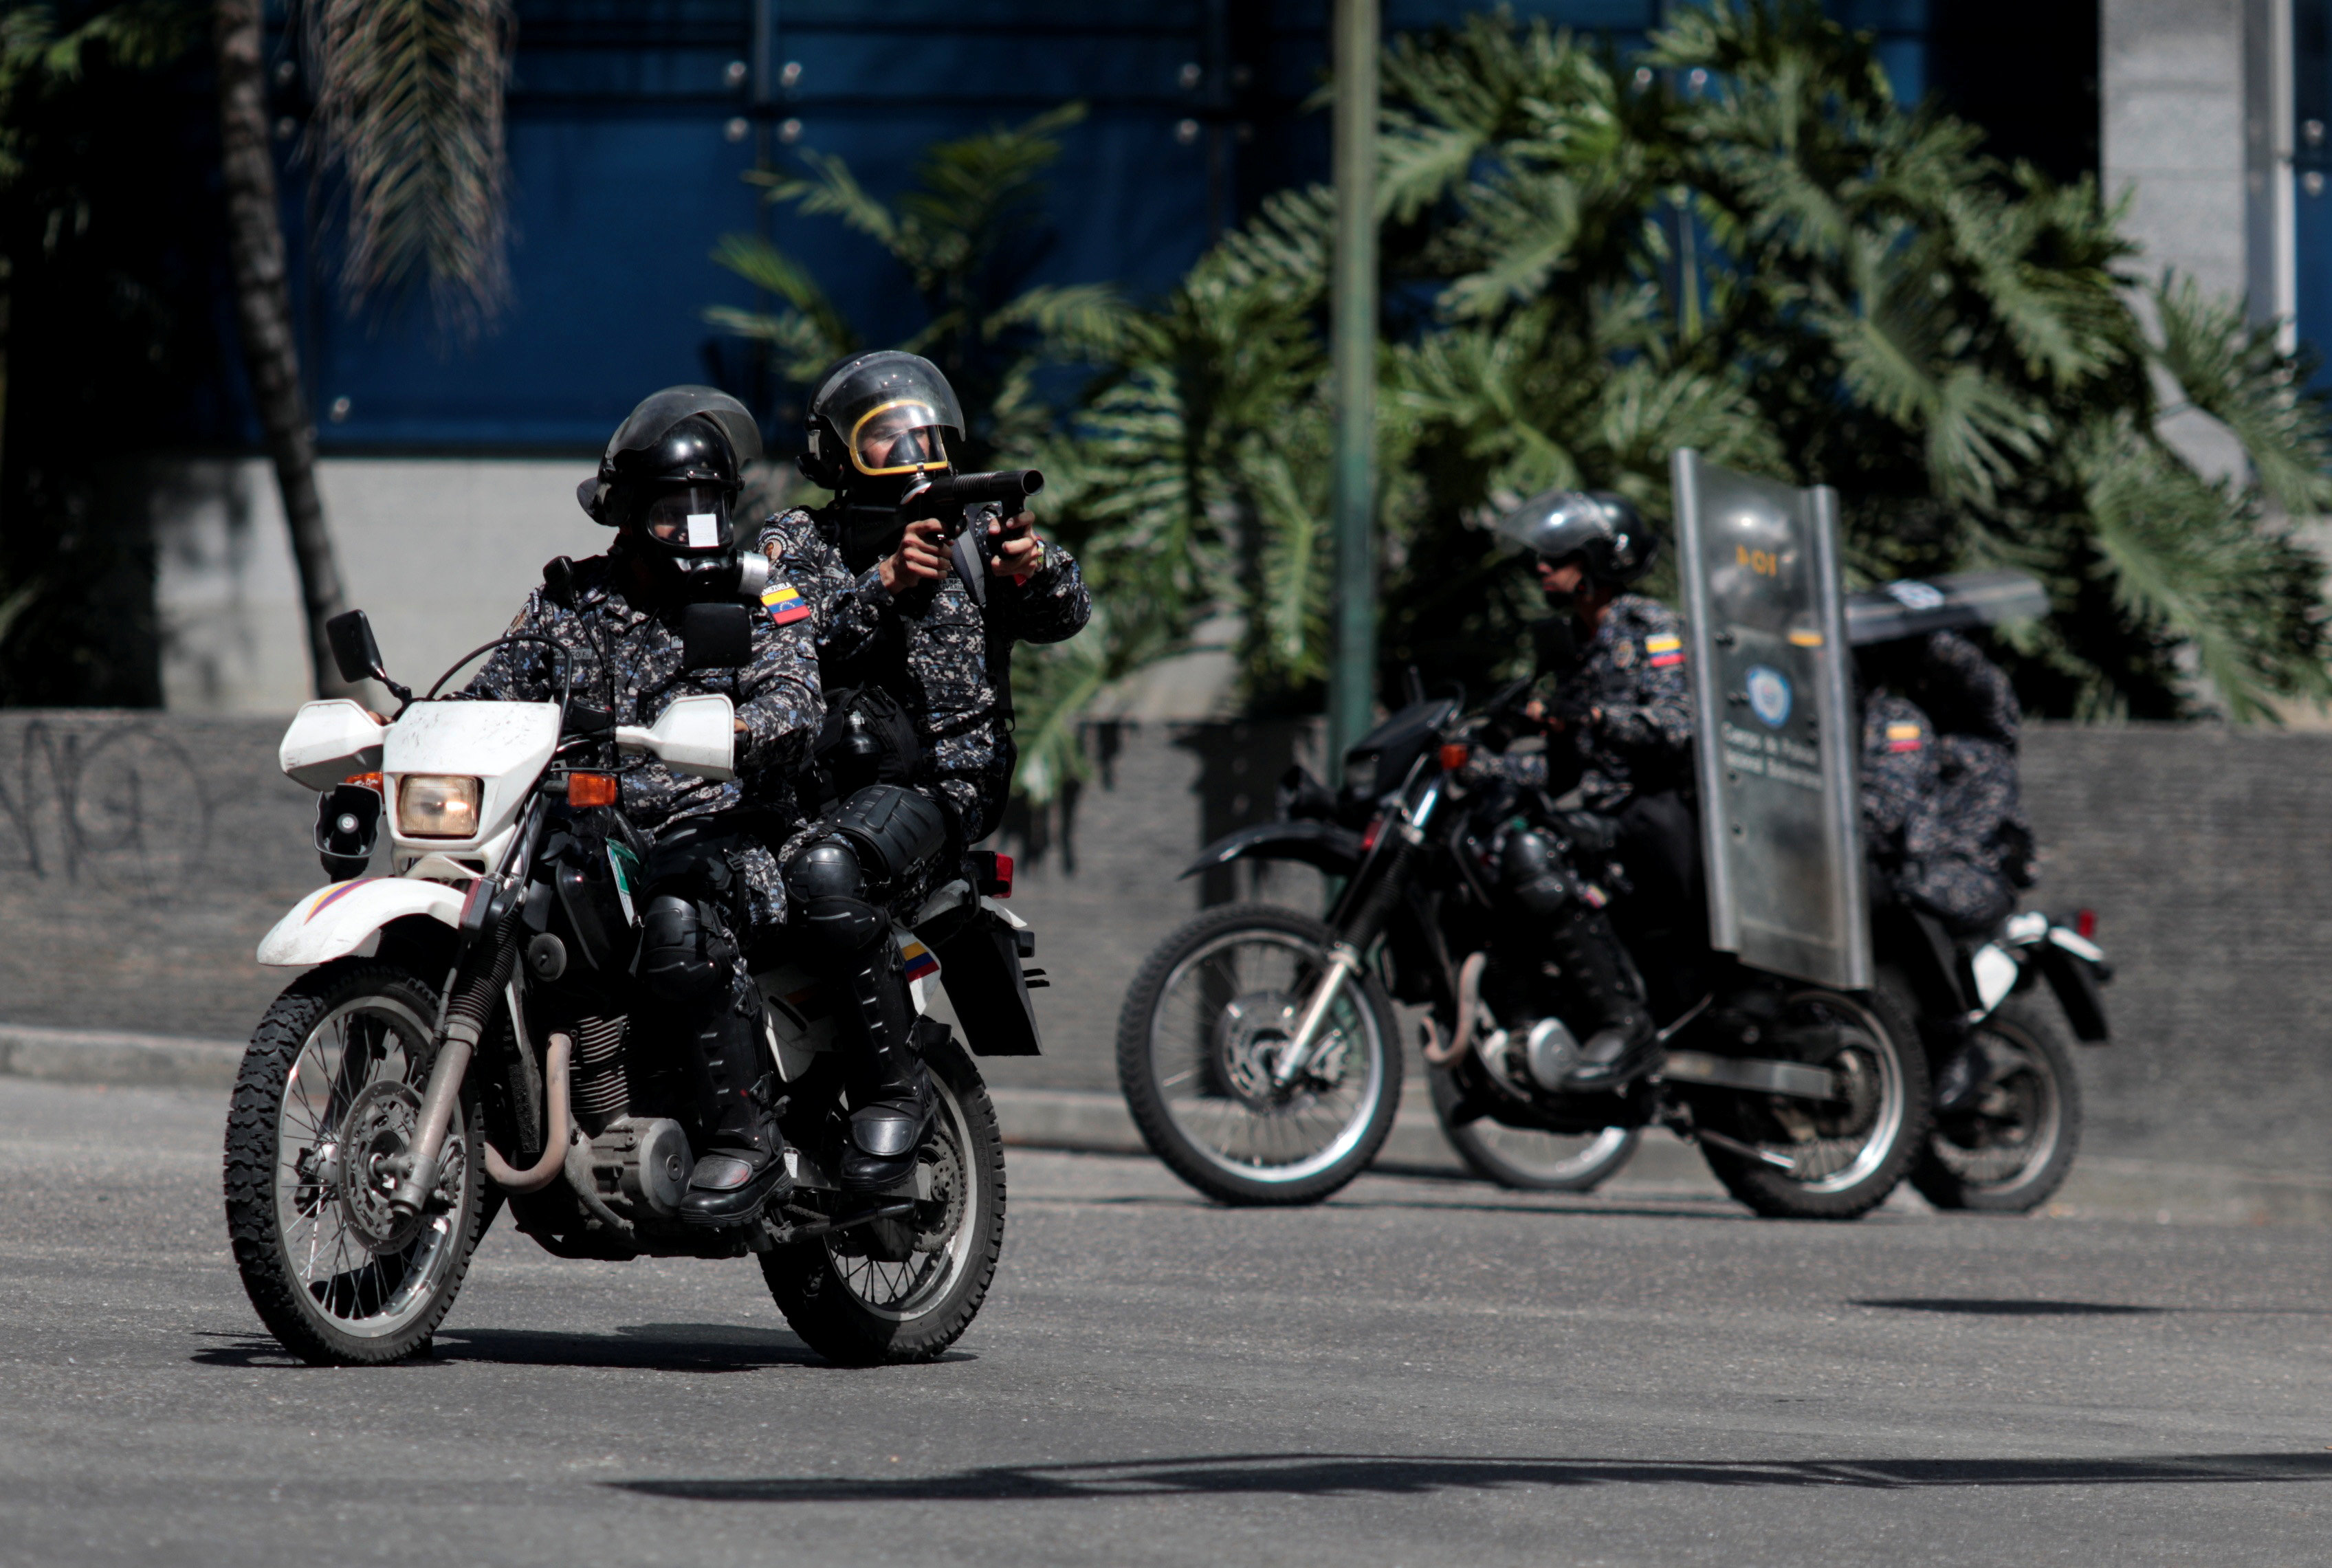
left=899, top=467, right=1046, bottom=602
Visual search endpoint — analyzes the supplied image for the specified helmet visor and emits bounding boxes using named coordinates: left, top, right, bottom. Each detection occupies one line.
left=1493, top=489, right=1612, bottom=562
left=641, top=484, right=732, bottom=553
left=809, top=352, right=965, bottom=481
left=849, top=399, right=952, bottom=478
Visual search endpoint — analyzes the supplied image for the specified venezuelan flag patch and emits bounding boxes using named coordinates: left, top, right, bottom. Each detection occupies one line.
left=1644, top=633, right=1684, bottom=668
left=762, top=582, right=811, bottom=626
left=1886, top=722, right=1924, bottom=753
left=900, top=939, right=940, bottom=983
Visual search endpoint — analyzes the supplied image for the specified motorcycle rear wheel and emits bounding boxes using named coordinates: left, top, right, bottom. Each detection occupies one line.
left=1116, top=903, right=1402, bottom=1206
left=1910, top=999, right=2082, bottom=1213
left=761, top=1033, right=1006, bottom=1366
left=1694, top=971, right=1928, bottom=1221
left=1425, top=1063, right=1641, bottom=1193
left=223, top=959, right=487, bottom=1365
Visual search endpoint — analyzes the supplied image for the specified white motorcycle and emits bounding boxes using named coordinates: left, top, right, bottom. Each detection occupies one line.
left=223, top=607, right=1042, bottom=1366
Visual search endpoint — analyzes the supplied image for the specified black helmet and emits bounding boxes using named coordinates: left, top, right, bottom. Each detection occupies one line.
left=1493, top=488, right=1658, bottom=588
left=798, top=350, right=964, bottom=496
left=578, top=386, right=769, bottom=598
left=580, top=384, right=761, bottom=537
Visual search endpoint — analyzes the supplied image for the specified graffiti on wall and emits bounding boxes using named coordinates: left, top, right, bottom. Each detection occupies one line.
left=0, top=720, right=214, bottom=891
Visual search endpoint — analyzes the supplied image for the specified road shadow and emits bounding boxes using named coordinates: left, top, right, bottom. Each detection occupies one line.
left=1857, top=1297, right=2332, bottom=1318
left=188, top=1323, right=864, bottom=1373
left=1042, top=1192, right=1755, bottom=1224
left=429, top=1323, right=824, bottom=1371
left=613, top=1449, right=2332, bottom=1505
left=1856, top=1298, right=2164, bottom=1317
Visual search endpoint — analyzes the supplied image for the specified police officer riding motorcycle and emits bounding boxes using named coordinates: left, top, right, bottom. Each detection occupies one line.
left=1119, top=455, right=1933, bottom=1218
left=759, top=351, right=1091, bottom=1197
left=224, top=382, right=1032, bottom=1367
left=464, top=386, right=808, bottom=1222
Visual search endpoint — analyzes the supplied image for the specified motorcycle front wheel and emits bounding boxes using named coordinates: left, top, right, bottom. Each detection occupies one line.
left=1426, top=1061, right=1642, bottom=1193
left=1910, top=999, right=2082, bottom=1213
left=762, top=1032, right=1006, bottom=1366
left=1116, top=902, right=1402, bottom=1206
left=223, top=959, right=487, bottom=1365
left=1694, top=971, right=1928, bottom=1221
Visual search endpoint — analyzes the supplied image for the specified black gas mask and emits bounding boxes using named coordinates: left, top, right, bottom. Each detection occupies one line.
left=580, top=390, right=771, bottom=604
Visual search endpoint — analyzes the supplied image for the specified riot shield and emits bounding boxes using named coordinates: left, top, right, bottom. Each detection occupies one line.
left=1671, top=450, right=1869, bottom=991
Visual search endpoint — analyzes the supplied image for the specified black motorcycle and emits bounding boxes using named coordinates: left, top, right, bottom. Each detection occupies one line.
left=1117, top=687, right=1935, bottom=1218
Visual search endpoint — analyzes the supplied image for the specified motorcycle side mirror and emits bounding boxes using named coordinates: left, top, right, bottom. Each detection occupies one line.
left=680, top=601, right=753, bottom=671
left=326, top=609, right=387, bottom=687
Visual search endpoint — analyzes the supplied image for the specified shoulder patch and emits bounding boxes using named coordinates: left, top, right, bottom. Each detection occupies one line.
left=762, top=582, right=812, bottom=626
left=1884, top=721, right=1924, bottom=753
left=1644, top=632, right=1684, bottom=667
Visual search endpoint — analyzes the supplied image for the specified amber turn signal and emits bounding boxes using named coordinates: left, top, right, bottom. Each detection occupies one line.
left=565, top=771, right=619, bottom=808
left=342, top=771, right=384, bottom=791
left=1438, top=742, right=1471, bottom=771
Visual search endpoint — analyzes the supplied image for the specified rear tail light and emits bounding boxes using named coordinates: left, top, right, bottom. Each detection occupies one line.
left=2075, top=907, right=2097, bottom=940
left=971, top=850, right=1013, bottom=896
left=1361, top=816, right=1383, bottom=852
left=564, top=771, right=619, bottom=808
left=1438, top=742, right=1470, bottom=771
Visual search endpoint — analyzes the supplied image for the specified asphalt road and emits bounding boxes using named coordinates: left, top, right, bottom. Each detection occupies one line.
left=3, top=1076, right=2330, bottom=1567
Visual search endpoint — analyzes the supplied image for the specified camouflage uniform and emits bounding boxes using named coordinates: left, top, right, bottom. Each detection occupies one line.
left=1858, top=632, right=2035, bottom=934
left=1477, top=594, right=1694, bottom=812
left=758, top=506, right=1092, bottom=861
left=459, top=546, right=824, bottom=930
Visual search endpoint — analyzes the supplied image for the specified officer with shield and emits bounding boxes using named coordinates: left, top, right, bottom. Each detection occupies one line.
left=1461, top=489, right=1696, bottom=1089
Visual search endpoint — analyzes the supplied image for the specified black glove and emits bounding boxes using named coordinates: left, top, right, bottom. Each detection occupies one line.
left=1541, top=685, right=1596, bottom=735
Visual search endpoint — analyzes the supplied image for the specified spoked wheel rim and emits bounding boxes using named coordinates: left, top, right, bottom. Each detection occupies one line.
left=274, top=996, right=473, bottom=1339
left=1740, top=991, right=1909, bottom=1195
left=1930, top=1021, right=2062, bottom=1190
left=825, top=1074, right=980, bottom=1323
left=1145, top=929, right=1388, bottom=1187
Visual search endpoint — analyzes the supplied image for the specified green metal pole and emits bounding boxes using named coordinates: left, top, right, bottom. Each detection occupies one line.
left=1327, top=0, right=1378, bottom=777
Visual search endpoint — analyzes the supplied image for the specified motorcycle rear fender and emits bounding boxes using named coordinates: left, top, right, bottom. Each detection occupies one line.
left=932, top=899, right=1043, bottom=1057
left=257, top=876, right=468, bottom=967
left=2034, top=940, right=2111, bottom=1042
left=1180, top=819, right=1365, bottom=881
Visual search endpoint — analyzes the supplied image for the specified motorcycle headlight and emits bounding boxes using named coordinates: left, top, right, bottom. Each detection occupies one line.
left=397, top=775, right=482, bottom=839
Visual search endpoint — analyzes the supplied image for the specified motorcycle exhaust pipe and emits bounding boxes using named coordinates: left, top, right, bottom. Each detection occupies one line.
left=1422, top=951, right=1488, bottom=1067
left=483, top=1031, right=574, bottom=1193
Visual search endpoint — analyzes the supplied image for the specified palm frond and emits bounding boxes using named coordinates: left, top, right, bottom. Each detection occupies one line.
left=2151, top=271, right=2332, bottom=518
left=304, top=0, right=515, bottom=336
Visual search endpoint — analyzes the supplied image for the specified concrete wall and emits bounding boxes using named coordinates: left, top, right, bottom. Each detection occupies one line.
left=7, top=709, right=2332, bottom=1179
left=2103, top=0, right=2258, bottom=477
left=153, top=458, right=604, bottom=713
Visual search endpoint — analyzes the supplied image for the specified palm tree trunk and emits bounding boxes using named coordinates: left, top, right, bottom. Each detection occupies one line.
left=214, top=0, right=347, bottom=699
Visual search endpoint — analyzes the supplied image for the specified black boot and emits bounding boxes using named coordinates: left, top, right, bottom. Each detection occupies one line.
left=678, top=995, right=793, bottom=1226
left=1547, top=904, right=1660, bottom=1090
left=835, top=942, right=935, bottom=1192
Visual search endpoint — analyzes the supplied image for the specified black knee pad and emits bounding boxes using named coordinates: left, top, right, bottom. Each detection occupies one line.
left=830, top=784, right=947, bottom=886
left=640, top=894, right=724, bottom=1000
left=785, top=839, right=866, bottom=904
left=1502, top=829, right=1578, bottom=918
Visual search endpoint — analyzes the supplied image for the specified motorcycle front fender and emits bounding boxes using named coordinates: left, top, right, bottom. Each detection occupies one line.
left=1179, top=819, right=1365, bottom=881
left=257, top=876, right=468, bottom=967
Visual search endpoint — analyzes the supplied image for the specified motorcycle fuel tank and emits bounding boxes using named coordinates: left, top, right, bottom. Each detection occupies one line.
left=1671, top=450, right=1869, bottom=991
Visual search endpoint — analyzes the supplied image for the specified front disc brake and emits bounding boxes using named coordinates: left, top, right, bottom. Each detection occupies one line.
left=337, top=1080, right=425, bottom=1252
